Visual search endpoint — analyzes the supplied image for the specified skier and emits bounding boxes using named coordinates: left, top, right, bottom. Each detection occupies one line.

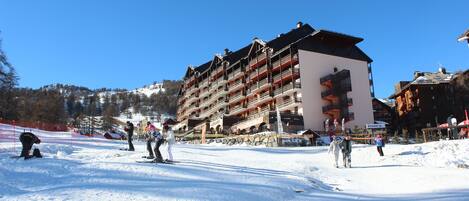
left=328, top=136, right=342, bottom=168
left=19, top=132, right=42, bottom=160
left=144, top=122, right=158, bottom=159
left=341, top=135, right=352, bottom=168
left=124, top=121, right=135, bottom=151
left=163, top=123, right=175, bottom=162
left=374, top=134, right=384, bottom=156
left=152, top=126, right=165, bottom=163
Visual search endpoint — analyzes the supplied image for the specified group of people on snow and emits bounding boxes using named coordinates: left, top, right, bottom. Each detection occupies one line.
left=328, top=135, right=352, bottom=168
left=328, top=134, right=385, bottom=168
left=129, top=121, right=175, bottom=163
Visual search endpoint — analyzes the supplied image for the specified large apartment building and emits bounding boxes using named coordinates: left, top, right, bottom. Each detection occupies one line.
left=175, top=22, right=374, bottom=134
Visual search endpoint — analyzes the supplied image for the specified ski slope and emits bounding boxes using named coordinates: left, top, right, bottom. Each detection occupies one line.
left=1, top=123, right=469, bottom=201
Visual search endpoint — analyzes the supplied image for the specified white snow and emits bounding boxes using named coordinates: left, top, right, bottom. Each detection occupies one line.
left=1, top=123, right=469, bottom=201
left=132, top=83, right=165, bottom=97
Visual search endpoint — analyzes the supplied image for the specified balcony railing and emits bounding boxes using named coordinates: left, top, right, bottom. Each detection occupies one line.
left=277, top=99, right=293, bottom=109
left=274, top=83, right=301, bottom=96
left=322, top=104, right=342, bottom=113
left=199, top=80, right=209, bottom=88
left=260, top=106, right=271, bottom=114
left=228, top=68, right=244, bottom=79
left=247, top=97, right=259, bottom=107
left=272, top=54, right=299, bottom=71
left=229, top=80, right=244, bottom=92
left=230, top=104, right=246, bottom=114
left=229, top=92, right=246, bottom=103
left=258, top=92, right=272, bottom=102
left=249, top=78, right=269, bottom=94
left=258, top=64, right=268, bottom=74
left=249, top=54, right=267, bottom=68
left=321, top=89, right=335, bottom=99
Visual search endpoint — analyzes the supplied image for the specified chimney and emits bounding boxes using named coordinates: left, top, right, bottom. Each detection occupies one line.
left=224, top=48, right=231, bottom=56
left=414, top=71, right=424, bottom=79
left=439, top=67, right=447, bottom=74
left=296, top=21, right=303, bottom=28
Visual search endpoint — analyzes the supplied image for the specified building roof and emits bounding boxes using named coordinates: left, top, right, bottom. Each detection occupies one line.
left=183, top=23, right=316, bottom=79
left=183, top=23, right=371, bottom=79
left=266, top=24, right=315, bottom=52
left=389, top=69, right=456, bottom=99
left=297, top=30, right=372, bottom=62
left=458, top=29, right=469, bottom=42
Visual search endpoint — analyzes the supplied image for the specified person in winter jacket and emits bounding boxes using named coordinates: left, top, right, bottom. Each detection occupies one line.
left=152, top=128, right=164, bottom=163
left=341, top=135, right=352, bottom=168
left=124, top=121, right=135, bottom=151
left=374, top=134, right=384, bottom=156
left=328, top=136, right=342, bottom=168
left=144, top=122, right=158, bottom=159
left=19, top=132, right=42, bottom=160
left=163, top=123, right=175, bottom=162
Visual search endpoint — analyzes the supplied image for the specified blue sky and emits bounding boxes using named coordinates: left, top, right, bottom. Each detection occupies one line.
left=0, top=0, right=468, bottom=98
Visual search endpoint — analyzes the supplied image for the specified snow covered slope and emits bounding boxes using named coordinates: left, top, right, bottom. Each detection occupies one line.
left=132, top=83, right=165, bottom=97
left=1, top=124, right=469, bottom=201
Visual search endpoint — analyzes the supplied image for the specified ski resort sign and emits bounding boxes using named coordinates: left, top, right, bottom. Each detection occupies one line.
left=366, top=123, right=386, bottom=129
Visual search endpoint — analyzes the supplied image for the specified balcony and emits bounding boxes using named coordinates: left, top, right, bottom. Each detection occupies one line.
left=321, top=83, right=352, bottom=99
left=186, top=93, right=199, bottom=103
left=258, top=92, right=273, bottom=103
left=229, top=92, right=246, bottom=103
left=260, top=106, right=271, bottom=114
left=199, top=97, right=212, bottom=108
left=258, top=64, right=268, bottom=74
left=230, top=104, right=247, bottom=115
left=212, top=66, right=224, bottom=78
left=272, top=54, right=299, bottom=72
left=229, top=80, right=244, bottom=92
left=249, top=78, right=269, bottom=94
left=228, top=68, right=244, bottom=80
left=249, top=54, right=267, bottom=69
left=249, top=64, right=268, bottom=80
left=322, top=104, right=342, bottom=113
left=199, top=88, right=210, bottom=98
left=320, top=74, right=334, bottom=85
left=347, top=98, right=353, bottom=106
left=247, top=97, right=259, bottom=107
left=274, top=83, right=301, bottom=97
left=321, top=89, right=335, bottom=99
left=199, top=80, right=209, bottom=88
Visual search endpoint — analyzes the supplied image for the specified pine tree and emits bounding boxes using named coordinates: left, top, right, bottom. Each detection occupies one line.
left=0, top=34, right=19, bottom=120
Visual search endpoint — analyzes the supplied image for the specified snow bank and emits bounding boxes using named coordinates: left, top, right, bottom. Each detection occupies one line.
left=396, top=140, right=469, bottom=168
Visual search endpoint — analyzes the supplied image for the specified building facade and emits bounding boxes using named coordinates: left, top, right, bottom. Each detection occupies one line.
left=389, top=68, right=467, bottom=136
left=175, top=22, right=374, bottom=134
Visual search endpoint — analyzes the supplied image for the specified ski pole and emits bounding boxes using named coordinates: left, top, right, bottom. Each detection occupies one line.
left=13, top=120, right=16, bottom=155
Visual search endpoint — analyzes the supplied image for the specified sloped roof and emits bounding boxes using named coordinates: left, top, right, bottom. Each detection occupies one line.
left=389, top=71, right=456, bottom=98
left=184, top=23, right=370, bottom=78
left=185, top=24, right=316, bottom=78
left=297, top=30, right=372, bottom=62
left=458, top=29, right=469, bottom=42
left=267, top=24, right=315, bottom=52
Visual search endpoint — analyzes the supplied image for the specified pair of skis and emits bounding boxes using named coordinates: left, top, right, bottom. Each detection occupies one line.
left=136, top=156, right=177, bottom=164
